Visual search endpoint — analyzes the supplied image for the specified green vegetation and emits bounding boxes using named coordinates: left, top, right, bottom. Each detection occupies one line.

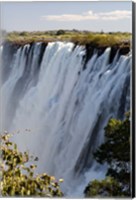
left=84, top=177, right=123, bottom=197
left=84, top=112, right=130, bottom=197
left=0, top=132, right=63, bottom=197
left=3, top=30, right=131, bottom=47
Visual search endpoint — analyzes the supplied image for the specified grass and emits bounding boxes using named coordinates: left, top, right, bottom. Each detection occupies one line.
left=3, top=30, right=131, bottom=47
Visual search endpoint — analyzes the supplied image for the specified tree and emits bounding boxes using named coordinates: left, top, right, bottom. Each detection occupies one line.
left=84, top=113, right=130, bottom=197
left=84, top=177, right=123, bottom=197
left=56, top=30, right=65, bottom=35
left=0, top=132, right=63, bottom=197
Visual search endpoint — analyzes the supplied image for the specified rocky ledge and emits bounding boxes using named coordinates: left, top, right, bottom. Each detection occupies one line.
left=2, top=39, right=130, bottom=71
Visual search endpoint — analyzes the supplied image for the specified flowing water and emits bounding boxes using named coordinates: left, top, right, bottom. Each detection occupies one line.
left=0, top=41, right=131, bottom=196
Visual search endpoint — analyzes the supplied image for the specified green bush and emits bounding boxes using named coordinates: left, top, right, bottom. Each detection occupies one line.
left=84, top=113, right=130, bottom=197
left=0, top=132, right=63, bottom=197
left=84, top=177, right=122, bottom=197
left=56, top=30, right=66, bottom=35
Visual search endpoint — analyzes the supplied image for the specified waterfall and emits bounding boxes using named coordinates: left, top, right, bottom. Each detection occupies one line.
left=0, top=41, right=131, bottom=196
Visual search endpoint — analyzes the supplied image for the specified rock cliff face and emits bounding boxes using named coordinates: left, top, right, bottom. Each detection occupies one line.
left=1, top=42, right=20, bottom=83
left=2, top=40, right=130, bottom=84
left=83, top=43, right=130, bottom=69
left=3, top=40, right=130, bottom=66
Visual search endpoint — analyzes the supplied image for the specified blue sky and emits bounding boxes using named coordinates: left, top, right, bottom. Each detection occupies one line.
left=1, top=1, right=132, bottom=32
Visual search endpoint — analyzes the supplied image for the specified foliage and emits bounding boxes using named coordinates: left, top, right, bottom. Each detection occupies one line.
left=56, top=30, right=66, bottom=35
left=84, top=177, right=123, bottom=197
left=84, top=113, right=130, bottom=197
left=0, top=132, right=63, bottom=197
left=4, top=30, right=131, bottom=47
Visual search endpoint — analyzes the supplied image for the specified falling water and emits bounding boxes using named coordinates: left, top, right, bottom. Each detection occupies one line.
left=0, top=41, right=131, bottom=196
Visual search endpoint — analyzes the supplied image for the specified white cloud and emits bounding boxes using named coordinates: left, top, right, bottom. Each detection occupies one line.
left=41, top=10, right=131, bottom=22
left=98, top=10, right=131, bottom=20
left=43, top=14, right=98, bottom=21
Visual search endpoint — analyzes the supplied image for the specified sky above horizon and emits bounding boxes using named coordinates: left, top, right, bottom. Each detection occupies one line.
left=1, top=1, right=132, bottom=32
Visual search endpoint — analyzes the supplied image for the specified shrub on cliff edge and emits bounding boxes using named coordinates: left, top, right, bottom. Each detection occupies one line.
left=0, top=132, right=63, bottom=197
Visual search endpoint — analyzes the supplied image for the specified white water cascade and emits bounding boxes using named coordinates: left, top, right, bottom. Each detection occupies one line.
left=0, top=41, right=131, bottom=196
